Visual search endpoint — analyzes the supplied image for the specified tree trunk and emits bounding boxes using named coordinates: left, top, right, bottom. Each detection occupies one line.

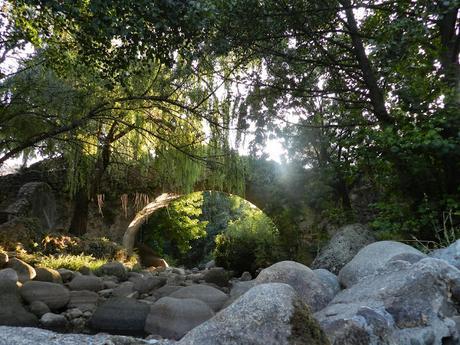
left=340, top=0, right=394, bottom=126
left=69, top=187, right=89, bottom=236
left=336, top=176, right=352, bottom=210
left=67, top=125, right=116, bottom=236
left=437, top=4, right=460, bottom=195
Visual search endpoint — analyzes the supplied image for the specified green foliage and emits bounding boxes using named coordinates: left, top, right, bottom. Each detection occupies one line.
left=4, top=0, right=459, bottom=253
left=140, top=191, right=282, bottom=270
left=213, top=207, right=280, bottom=275
left=178, top=191, right=248, bottom=266
left=371, top=196, right=460, bottom=245
left=36, top=253, right=108, bottom=272
left=11, top=0, right=218, bottom=79
left=39, top=234, right=128, bottom=261
left=143, top=192, right=208, bottom=256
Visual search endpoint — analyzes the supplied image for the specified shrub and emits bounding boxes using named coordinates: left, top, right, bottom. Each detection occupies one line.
left=41, top=234, right=80, bottom=255
left=371, top=195, right=460, bottom=245
left=79, top=236, right=128, bottom=260
left=213, top=209, right=281, bottom=275
left=39, top=234, right=128, bottom=261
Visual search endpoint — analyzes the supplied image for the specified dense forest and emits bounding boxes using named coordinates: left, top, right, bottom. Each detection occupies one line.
left=0, top=0, right=459, bottom=257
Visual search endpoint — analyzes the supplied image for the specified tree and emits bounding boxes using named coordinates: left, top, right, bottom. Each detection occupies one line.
left=5, top=0, right=460, bottom=242
left=0, top=49, right=246, bottom=235
left=206, top=0, right=460, bottom=239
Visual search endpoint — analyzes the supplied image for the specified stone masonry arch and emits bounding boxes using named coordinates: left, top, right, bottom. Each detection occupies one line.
left=122, top=191, right=268, bottom=254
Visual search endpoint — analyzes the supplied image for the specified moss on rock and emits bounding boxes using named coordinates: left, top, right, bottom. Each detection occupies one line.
left=289, top=300, right=330, bottom=345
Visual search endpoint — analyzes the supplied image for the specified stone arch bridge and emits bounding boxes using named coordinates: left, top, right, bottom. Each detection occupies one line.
left=122, top=189, right=273, bottom=255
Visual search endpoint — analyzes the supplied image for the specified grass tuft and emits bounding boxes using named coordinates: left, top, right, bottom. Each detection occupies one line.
left=36, top=253, right=109, bottom=271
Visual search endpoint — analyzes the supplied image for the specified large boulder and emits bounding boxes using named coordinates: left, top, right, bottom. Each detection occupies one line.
left=57, top=268, right=77, bottom=283
left=315, top=258, right=460, bottom=345
left=20, top=281, right=70, bottom=310
left=0, top=279, right=38, bottom=326
left=130, top=275, right=166, bottom=294
left=68, top=275, right=104, bottom=292
left=0, top=268, right=19, bottom=283
left=430, top=239, right=460, bottom=270
left=176, top=283, right=330, bottom=345
left=112, top=281, right=136, bottom=297
left=203, top=267, right=231, bottom=287
left=145, top=297, right=214, bottom=339
left=6, top=257, right=36, bottom=283
left=151, top=285, right=183, bottom=299
left=312, top=224, right=375, bottom=274
left=90, top=297, right=150, bottom=335
left=0, top=326, right=167, bottom=345
left=40, top=313, right=68, bottom=330
left=29, top=301, right=51, bottom=317
left=228, top=280, right=258, bottom=304
left=170, top=285, right=229, bottom=312
left=338, top=241, right=426, bottom=288
left=137, top=243, right=169, bottom=268
left=67, top=290, right=99, bottom=312
left=34, top=267, right=63, bottom=284
left=0, top=250, right=8, bottom=266
left=255, top=261, right=336, bottom=312
left=98, top=261, right=127, bottom=281
left=314, top=269, right=341, bottom=296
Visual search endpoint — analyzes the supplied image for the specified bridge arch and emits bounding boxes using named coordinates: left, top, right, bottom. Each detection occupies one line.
left=122, top=190, right=269, bottom=255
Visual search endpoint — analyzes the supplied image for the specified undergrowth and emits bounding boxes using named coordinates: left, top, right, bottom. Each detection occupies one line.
left=410, top=210, right=460, bottom=253
left=36, top=253, right=109, bottom=271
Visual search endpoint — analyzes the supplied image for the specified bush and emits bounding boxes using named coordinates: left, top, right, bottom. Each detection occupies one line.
left=371, top=195, right=460, bottom=245
left=39, top=234, right=128, bottom=261
left=213, top=209, right=281, bottom=275
left=143, top=192, right=207, bottom=257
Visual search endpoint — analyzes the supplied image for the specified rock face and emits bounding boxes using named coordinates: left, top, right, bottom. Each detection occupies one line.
left=145, top=297, right=214, bottom=339
left=20, top=281, right=70, bottom=310
left=5, top=182, right=56, bottom=230
left=228, top=280, right=258, bottom=304
left=0, top=279, right=38, bottom=326
left=170, top=285, right=229, bottom=312
left=255, top=261, right=336, bottom=312
left=0, top=326, right=161, bottom=345
left=312, top=224, right=375, bottom=274
left=430, top=239, right=460, bottom=269
left=315, top=258, right=460, bottom=345
left=68, top=275, right=104, bottom=292
left=338, top=241, right=426, bottom=288
left=177, top=283, right=329, bottom=345
left=6, top=257, right=36, bottom=283
left=90, top=297, right=150, bottom=335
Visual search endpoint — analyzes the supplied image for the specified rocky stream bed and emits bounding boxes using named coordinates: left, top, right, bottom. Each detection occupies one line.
left=1, top=225, right=460, bottom=345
